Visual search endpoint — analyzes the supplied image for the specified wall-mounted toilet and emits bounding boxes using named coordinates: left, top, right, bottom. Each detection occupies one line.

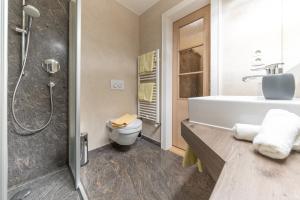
left=107, top=119, right=142, bottom=145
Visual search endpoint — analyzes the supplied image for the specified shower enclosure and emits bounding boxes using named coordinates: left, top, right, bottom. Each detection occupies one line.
left=0, top=0, right=83, bottom=199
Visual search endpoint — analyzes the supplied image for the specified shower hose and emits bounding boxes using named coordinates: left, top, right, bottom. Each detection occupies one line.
left=11, top=19, right=54, bottom=135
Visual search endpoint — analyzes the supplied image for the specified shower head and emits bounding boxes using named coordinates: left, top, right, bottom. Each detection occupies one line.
left=23, top=5, right=40, bottom=18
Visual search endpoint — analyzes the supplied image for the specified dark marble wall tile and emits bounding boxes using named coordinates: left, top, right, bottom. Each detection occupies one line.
left=8, top=0, right=69, bottom=187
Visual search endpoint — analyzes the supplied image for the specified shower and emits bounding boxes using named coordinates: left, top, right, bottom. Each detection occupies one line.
left=11, top=2, right=60, bottom=136
left=23, top=5, right=40, bottom=18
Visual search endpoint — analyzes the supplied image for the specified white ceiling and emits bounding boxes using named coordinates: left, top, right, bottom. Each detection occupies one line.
left=115, top=0, right=160, bottom=15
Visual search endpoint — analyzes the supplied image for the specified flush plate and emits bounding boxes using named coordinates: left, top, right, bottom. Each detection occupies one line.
left=111, top=80, right=124, bottom=90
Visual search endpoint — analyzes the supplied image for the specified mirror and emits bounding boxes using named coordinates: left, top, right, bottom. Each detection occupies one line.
left=218, top=0, right=300, bottom=97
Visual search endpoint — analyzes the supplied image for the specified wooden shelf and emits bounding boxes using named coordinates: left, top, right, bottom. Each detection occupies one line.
left=179, top=71, right=203, bottom=76
left=179, top=43, right=204, bottom=52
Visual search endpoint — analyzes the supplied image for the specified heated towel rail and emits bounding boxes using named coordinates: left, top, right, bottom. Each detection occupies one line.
left=138, top=49, right=160, bottom=125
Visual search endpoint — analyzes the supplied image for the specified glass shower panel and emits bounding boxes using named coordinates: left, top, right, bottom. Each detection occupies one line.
left=69, top=0, right=80, bottom=189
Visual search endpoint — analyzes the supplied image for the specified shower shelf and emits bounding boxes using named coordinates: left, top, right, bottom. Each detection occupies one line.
left=179, top=71, right=203, bottom=76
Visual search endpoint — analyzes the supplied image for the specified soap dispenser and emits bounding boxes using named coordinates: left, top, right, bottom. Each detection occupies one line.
left=261, top=63, right=295, bottom=100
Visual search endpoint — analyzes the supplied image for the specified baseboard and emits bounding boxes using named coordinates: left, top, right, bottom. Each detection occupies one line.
left=88, top=143, right=112, bottom=157
left=87, top=136, right=161, bottom=155
left=169, top=146, right=185, bottom=157
left=141, top=135, right=161, bottom=146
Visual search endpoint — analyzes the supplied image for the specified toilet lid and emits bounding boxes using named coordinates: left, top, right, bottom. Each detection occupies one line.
left=116, top=119, right=142, bottom=135
left=119, top=119, right=142, bottom=130
left=107, top=119, right=142, bottom=133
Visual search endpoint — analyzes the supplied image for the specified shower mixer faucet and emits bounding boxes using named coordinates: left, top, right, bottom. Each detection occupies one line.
left=42, top=59, right=61, bottom=74
left=42, top=59, right=60, bottom=89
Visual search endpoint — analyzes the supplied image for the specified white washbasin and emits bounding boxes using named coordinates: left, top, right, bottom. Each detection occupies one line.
left=188, top=96, right=300, bottom=129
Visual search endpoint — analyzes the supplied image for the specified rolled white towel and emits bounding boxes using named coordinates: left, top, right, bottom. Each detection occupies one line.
left=293, top=135, right=300, bottom=151
left=232, top=124, right=260, bottom=141
left=232, top=123, right=300, bottom=152
left=253, top=109, right=300, bottom=159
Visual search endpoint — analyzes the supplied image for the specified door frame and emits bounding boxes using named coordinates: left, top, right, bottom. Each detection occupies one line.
left=0, top=0, right=8, bottom=199
left=161, top=0, right=221, bottom=150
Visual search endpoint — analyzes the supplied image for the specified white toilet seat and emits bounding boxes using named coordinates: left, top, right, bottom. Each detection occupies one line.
left=107, top=119, right=142, bottom=146
left=117, top=119, right=142, bottom=134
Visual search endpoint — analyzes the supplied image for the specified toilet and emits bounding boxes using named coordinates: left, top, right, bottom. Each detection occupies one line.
left=107, top=119, right=142, bottom=146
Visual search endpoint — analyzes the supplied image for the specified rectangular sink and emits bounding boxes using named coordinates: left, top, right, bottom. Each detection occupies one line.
left=188, top=96, right=300, bottom=129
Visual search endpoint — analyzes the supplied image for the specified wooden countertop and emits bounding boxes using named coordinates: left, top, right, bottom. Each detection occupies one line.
left=181, top=120, right=300, bottom=200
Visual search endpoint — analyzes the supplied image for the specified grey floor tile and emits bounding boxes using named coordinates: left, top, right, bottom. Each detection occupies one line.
left=81, top=139, right=215, bottom=200
left=8, top=167, right=80, bottom=200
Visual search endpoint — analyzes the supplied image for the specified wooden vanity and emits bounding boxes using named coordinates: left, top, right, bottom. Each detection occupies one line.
left=182, top=120, right=300, bottom=200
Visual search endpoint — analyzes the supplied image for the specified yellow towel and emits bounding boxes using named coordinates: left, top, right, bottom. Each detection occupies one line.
left=182, top=146, right=203, bottom=172
left=138, top=83, right=155, bottom=102
left=138, top=51, right=155, bottom=74
left=111, top=114, right=137, bottom=128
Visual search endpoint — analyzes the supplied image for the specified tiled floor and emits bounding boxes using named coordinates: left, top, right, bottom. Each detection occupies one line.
left=81, top=139, right=215, bottom=200
left=8, top=167, right=80, bottom=200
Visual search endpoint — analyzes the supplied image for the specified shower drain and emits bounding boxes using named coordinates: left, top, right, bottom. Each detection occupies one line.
left=10, top=189, right=31, bottom=200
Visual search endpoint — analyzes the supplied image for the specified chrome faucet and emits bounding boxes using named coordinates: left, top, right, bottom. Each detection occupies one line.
left=242, top=74, right=265, bottom=82
left=242, top=63, right=284, bottom=82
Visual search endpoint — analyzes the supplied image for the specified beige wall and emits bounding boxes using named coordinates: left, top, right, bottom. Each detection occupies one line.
left=139, top=0, right=183, bottom=54
left=81, top=0, right=139, bottom=150
left=220, top=0, right=300, bottom=97
left=283, top=0, right=300, bottom=97
left=81, top=0, right=183, bottom=149
left=139, top=0, right=183, bottom=142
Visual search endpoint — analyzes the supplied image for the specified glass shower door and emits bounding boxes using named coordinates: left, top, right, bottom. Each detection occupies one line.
left=69, top=0, right=81, bottom=189
left=0, top=0, right=8, bottom=199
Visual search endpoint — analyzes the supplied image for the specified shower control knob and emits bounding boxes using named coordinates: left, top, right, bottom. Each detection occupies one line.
left=42, top=59, right=61, bottom=74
